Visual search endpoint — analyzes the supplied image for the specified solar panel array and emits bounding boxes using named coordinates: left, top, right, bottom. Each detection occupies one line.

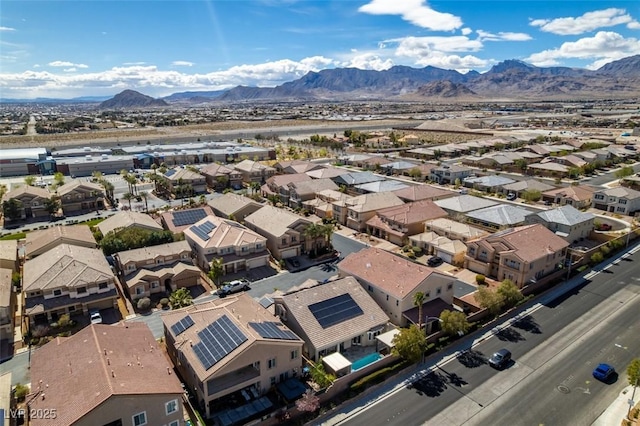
left=190, top=220, right=217, bottom=241
left=165, top=169, right=177, bottom=177
left=308, top=293, right=364, bottom=329
left=225, top=220, right=244, bottom=229
left=172, top=208, right=208, bottom=227
left=249, top=322, right=298, bottom=340
left=193, top=315, right=247, bottom=370
left=170, top=315, right=195, bottom=336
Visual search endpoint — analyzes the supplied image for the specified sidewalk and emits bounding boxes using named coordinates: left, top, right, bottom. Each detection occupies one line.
left=592, top=385, right=638, bottom=426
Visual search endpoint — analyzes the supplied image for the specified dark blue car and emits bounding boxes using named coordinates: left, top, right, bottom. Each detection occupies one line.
left=593, top=363, right=615, bottom=381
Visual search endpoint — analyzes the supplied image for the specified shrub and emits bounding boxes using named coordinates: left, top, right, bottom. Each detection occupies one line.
left=406, top=251, right=416, bottom=259
left=475, top=274, right=486, bottom=285
left=137, top=297, right=151, bottom=311
left=402, top=245, right=412, bottom=253
left=159, top=298, right=170, bottom=309
left=412, top=246, right=423, bottom=255
left=57, top=313, right=71, bottom=328
left=14, top=383, right=29, bottom=402
left=590, top=251, right=604, bottom=265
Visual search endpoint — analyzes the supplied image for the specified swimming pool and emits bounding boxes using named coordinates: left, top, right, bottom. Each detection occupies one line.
left=352, top=352, right=382, bottom=371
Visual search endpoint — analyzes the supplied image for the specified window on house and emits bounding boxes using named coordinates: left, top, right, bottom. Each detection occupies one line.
left=99, top=282, right=108, bottom=290
left=447, top=283, right=453, bottom=290
left=425, top=292, right=430, bottom=298
left=68, top=306, right=75, bottom=312
left=270, top=376, right=276, bottom=386
left=151, top=282, right=159, bottom=288
left=256, top=244, right=262, bottom=249
left=291, top=236, right=297, bottom=242
left=53, top=289, right=62, bottom=296
left=290, top=350, right=298, bottom=360
left=367, top=285, right=372, bottom=292
left=136, top=287, right=144, bottom=295
left=436, top=287, right=442, bottom=295
left=268, top=358, right=276, bottom=369
left=169, top=421, right=179, bottom=426
left=165, top=399, right=178, bottom=415
left=281, top=238, right=287, bottom=245
left=619, top=199, right=627, bottom=204
left=617, top=207, right=626, bottom=212
left=396, top=300, right=399, bottom=306
left=132, top=412, right=147, bottom=426
left=77, top=287, right=86, bottom=294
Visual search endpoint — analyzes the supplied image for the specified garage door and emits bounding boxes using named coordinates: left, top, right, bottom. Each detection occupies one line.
left=436, top=251, right=452, bottom=264
left=280, top=247, right=299, bottom=259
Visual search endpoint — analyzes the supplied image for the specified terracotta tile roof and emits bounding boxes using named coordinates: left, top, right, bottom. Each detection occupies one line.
left=200, top=163, right=237, bottom=176
left=373, top=200, right=448, bottom=225
left=56, top=179, right=104, bottom=196
left=207, top=193, right=262, bottom=217
left=289, top=178, right=339, bottom=196
left=161, top=292, right=302, bottom=381
left=115, top=240, right=191, bottom=265
left=278, top=276, right=389, bottom=350
left=245, top=205, right=316, bottom=237
left=184, top=215, right=265, bottom=249
left=542, top=185, right=595, bottom=202
left=25, top=224, right=97, bottom=258
left=28, top=323, right=183, bottom=426
left=23, top=244, right=115, bottom=292
left=160, top=206, right=215, bottom=233
left=479, top=224, right=569, bottom=262
left=338, top=247, right=451, bottom=299
left=97, top=211, right=164, bottom=236
left=1, top=185, right=51, bottom=202
left=393, top=185, right=456, bottom=202
left=347, top=192, right=404, bottom=213
left=267, top=173, right=311, bottom=188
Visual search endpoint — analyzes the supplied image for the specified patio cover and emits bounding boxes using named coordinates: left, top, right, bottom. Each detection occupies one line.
left=276, top=378, right=307, bottom=401
left=322, top=352, right=352, bottom=375
left=376, top=328, right=400, bottom=349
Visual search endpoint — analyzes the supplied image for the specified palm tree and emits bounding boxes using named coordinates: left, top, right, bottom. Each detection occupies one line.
left=44, top=195, right=61, bottom=219
left=303, top=223, right=322, bottom=257
left=320, top=223, right=334, bottom=250
left=249, top=181, right=260, bottom=195
left=413, top=291, right=425, bottom=330
left=122, top=192, right=134, bottom=210
left=24, top=175, right=36, bottom=186
left=169, top=288, right=193, bottom=309
left=140, top=191, right=149, bottom=212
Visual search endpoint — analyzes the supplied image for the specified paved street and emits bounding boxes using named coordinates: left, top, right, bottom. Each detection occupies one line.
left=325, top=245, right=640, bottom=426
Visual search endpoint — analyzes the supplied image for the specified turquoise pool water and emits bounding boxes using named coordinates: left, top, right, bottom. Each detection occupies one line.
left=352, top=352, right=382, bottom=371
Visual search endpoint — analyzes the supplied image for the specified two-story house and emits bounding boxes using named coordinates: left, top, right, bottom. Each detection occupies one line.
left=244, top=206, right=326, bottom=260
left=465, top=224, right=569, bottom=287
left=338, top=247, right=458, bottom=326
left=23, top=244, right=118, bottom=326
left=56, top=179, right=105, bottom=214
left=1, top=185, right=52, bottom=221
left=97, top=210, right=164, bottom=237
left=366, top=200, right=448, bottom=245
left=261, top=173, right=311, bottom=205
left=25, top=224, right=97, bottom=259
left=161, top=293, right=303, bottom=419
left=542, top=185, right=595, bottom=209
left=28, top=322, right=184, bottom=426
left=0, top=268, right=13, bottom=343
left=338, top=192, right=405, bottom=232
left=234, top=159, right=276, bottom=183
left=429, top=164, right=473, bottom=185
left=288, top=178, right=339, bottom=209
left=207, top=192, right=263, bottom=222
left=114, top=240, right=201, bottom=300
left=303, top=189, right=355, bottom=220
left=164, top=167, right=208, bottom=197
left=525, top=205, right=595, bottom=243
left=0, top=240, right=19, bottom=272
left=184, top=215, right=270, bottom=274
left=273, top=276, right=390, bottom=361
left=591, top=187, right=640, bottom=215
left=201, top=163, right=243, bottom=190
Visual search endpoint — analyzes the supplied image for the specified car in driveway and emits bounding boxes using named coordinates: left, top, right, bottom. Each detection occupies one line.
left=427, top=256, right=443, bottom=267
left=488, top=348, right=512, bottom=369
left=217, top=279, right=250, bottom=297
left=90, top=310, right=103, bottom=324
left=506, top=193, right=517, bottom=201
left=593, top=363, right=615, bottom=382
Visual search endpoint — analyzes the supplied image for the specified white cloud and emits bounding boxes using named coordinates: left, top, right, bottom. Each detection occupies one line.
left=413, top=52, right=488, bottom=71
left=530, top=8, right=640, bottom=35
left=526, top=31, right=640, bottom=69
left=390, top=36, right=483, bottom=56
left=628, top=21, right=640, bottom=30
left=123, top=62, right=146, bottom=66
left=0, top=26, right=16, bottom=31
left=461, top=28, right=472, bottom=36
left=48, top=61, right=89, bottom=68
left=359, top=0, right=462, bottom=31
left=477, top=30, right=532, bottom=42
left=63, top=68, right=77, bottom=72
left=171, top=60, right=194, bottom=67
left=339, top=51, right=394, bottom=70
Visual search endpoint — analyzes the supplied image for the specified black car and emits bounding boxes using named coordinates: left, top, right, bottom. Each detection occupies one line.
left=489, top=349, right=512, bottom=369
left=427, top=256, right=443, bottom=267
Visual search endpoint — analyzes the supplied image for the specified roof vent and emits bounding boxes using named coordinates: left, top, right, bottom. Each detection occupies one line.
left=365, top=262, right=371, bottom=268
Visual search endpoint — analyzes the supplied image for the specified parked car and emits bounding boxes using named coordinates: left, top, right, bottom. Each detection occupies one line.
left=427, top=256, right=443, bottom=267
left=593, top=363, right=615, bottom=381
left=290, top=259, right=300, bottom=268
left=90, top=310, right=103, bottom=324
left=489, top=348, right=512, bottom=369
left=217, top=279, right=250, bottom=297
left=506, top=193, right=517, bottom=201
left=598, top=223, right=612, bottom=231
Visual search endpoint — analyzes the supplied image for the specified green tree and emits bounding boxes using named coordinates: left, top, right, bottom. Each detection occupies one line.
left=474, top=286, right=505, bottom=316
left=208, top=257, right=224, bottom=286
left=439, top=309, right=470, bottom=337
left=454, top=178, right=462, bottom=188
left=0, top=184, right=7, bottom=201
left=44, top=195, right=61, bottom=218
left=249, top=181, right=261, bottom=195
left=52, top=172, right=65, bottom=189
left=122, top=192, right=134, bottom=210
left=24, top=175, right=37, bottom=186
left=408, top=168, right=422, bottom=180
left=413, top=291, right=425, bottom=330
left=627, top=358, right=640, bottom=388
left=590, top=251, right=605, bottom=265
left=169, top=287, right=193, bottom=309
left=309, top=360, right=335, bottom=388
left=568, top=167, right=582, bottom=179
left=303, top=222, right=323, bottom=256
left=140, top=191, right=149, bottom=212
left=615, top=165, right=634, bottom=179
left=497, top=279, right=524, bottom=308
left=2, top=198, right=23, bottom=221
left=513, top=159, right=528, bottom=172
left=392, top=324, right=427, bottom=363
left=521, top=189, right=542, bottom=202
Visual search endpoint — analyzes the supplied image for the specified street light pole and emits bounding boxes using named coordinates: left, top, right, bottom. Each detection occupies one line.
left=629, top=375, right=639, bottom=420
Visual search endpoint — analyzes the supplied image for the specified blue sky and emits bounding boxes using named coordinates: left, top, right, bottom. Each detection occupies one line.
left=1, top=0, right=639, bottom=99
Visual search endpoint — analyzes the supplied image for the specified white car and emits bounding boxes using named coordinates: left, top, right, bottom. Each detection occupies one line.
left=90, top=310, right=103, bottom=324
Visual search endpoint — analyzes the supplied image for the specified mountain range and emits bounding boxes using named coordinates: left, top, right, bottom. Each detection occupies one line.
left=3, top=55, right=639, bottom=105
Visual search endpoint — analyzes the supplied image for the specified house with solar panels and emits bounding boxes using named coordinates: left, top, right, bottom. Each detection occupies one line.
left=160, top=206, right=215, bottom=234
left=113, top=240, right=201, bottom=299
left=161, top=292, right=304, bottom=419
left=272, top=276, right=391, bottom=362
left=184, top=215, right=270, bottom=274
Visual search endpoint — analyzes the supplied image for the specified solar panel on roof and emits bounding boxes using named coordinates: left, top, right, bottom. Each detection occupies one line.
left=172, top=209, right=207, bottom=227
left=191, top=226, right=210, bottom=241
left=249, top=322, right=298, bottom=340
left=308, top=293, right=363, bottom=329
left=199, top=221, right=217, bottom=233
left=224, top=220, right=244, bottom=228
left=165, top=169, right=176, bottom=177
left=170, top=315, right=195, bottom=336
left=193, top=314, right=247, bottom=370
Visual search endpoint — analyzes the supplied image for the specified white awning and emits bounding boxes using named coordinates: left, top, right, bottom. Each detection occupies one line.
left=376, top=328, right=400, bottom=348
left=322, top=352, right=352, bottom=374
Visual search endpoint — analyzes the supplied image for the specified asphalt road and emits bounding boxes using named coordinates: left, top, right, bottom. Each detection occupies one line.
left=335, top=247, right=640, bottom=426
